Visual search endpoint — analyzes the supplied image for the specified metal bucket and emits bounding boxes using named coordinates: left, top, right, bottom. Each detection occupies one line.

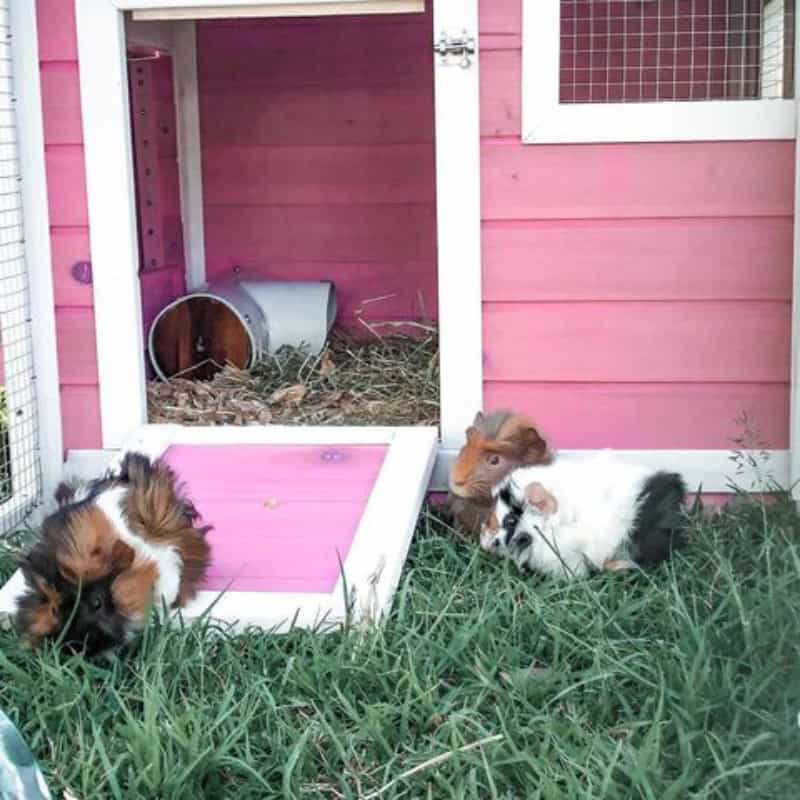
left=147, top=279, right=337, bottom=381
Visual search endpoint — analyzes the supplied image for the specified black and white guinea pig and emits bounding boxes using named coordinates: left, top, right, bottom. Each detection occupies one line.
left=480, top=451, right=687, bottom=579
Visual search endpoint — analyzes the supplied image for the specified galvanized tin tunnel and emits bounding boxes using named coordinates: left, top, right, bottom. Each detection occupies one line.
left=148, top=280, right=337, bottom=381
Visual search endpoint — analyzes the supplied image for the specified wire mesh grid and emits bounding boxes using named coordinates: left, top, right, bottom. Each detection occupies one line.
left=559, top=0, right=796, bottom=103
left=0, top=6, right=41, bottom=534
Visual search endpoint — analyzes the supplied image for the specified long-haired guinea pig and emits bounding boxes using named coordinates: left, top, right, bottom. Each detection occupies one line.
left=15, top=452, right=211, bottom=656
left=447, top=410, right=552, bottom=535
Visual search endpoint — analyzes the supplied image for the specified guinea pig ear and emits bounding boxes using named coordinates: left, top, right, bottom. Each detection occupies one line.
left=472, top=411, right=486, bottom=428
left=516, top=423, right=550, bottom=465
left=54, top=481, right=76, bottom=507
left=110, top=539, right=135, bottom=571
left=524, top=482, right=558, bottom=515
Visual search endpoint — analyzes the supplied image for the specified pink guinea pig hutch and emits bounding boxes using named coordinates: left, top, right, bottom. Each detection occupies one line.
left=0, top=0, right=798, bottom=630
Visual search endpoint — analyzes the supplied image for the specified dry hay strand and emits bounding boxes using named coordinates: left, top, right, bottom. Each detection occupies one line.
left=147, top=330, right=439, bottom=427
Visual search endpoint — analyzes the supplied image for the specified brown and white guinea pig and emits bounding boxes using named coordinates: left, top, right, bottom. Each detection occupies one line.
left=15, top=452, right=211, bottom=656
left=447, top=410, right=553, bottom=535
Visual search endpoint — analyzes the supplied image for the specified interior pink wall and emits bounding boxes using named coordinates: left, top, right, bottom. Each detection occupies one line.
left=196, top=7, right=438, bottom=329
left=479, top=0, right=792, bottom=452
left=128, top=54, right=186, bottom=361
left=35, top=0, right=102, bottom=452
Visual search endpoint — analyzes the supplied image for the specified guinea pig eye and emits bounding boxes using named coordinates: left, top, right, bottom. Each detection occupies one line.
left=486, top=454, right=501, bottom=467
left=90, top=595, right=103, bottom=612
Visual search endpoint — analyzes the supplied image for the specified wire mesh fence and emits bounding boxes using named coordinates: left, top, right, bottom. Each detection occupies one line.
left=559, top=0, right=795, bottom=103
left=0, top=0, right=41, bottom=534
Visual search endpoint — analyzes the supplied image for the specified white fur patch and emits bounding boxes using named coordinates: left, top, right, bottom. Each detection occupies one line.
left=487, top=451, right=653, bottom=578
left=94, top=486, right=183, bottom=609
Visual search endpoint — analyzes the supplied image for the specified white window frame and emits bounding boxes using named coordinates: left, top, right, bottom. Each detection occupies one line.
left=522, top=0, right=798, bottom=144
left=75, top=0, right=483, bottom=457
left=0, top=424, right=437, bottom=632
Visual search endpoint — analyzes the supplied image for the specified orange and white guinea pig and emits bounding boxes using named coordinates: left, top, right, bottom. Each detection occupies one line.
left=15, top=452, right=211, bottom=656
left=447, top=410, right=553, bottom=535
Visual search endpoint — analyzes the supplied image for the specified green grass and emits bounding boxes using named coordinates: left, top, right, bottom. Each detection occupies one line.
left=1, top=495, right=799, bottom=799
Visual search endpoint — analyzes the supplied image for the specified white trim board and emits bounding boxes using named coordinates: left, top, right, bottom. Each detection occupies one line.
left=434, top=0, right=483, bottom=447
left=521, top=0, right=797, bottom=143
left=64, top=446, right=790, bottom=496
left=8, top=0, right=63, bottom=518
left=1, top=424, right=438, bottom=634
left=73, top=0, right=484, bottom=451
left=130, top=1, right=423, bottom=20
left=790, top=17, right=800, bottom=503
left=76, top=0, right=148, bottom=449
left=432, top=450, right=790, bottom=495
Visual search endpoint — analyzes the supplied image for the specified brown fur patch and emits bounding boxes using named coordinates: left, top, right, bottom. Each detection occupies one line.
left=26, top=578, right=63, bottom=639
left=111, top=561, right=159, bottom=621
left=122, top=456, right=211, bottom=608
left=57, top=508, right=135, bottom=584
left=486, top=511, right=500, bottom=532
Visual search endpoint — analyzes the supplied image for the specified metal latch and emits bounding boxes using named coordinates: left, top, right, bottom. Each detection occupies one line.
left=434, top=30, right=476, bottom=68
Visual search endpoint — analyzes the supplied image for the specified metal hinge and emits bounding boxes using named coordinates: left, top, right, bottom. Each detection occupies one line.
left=434, top=30, right=476, bottom=68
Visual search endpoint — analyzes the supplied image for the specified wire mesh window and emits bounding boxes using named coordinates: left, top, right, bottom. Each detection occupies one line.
left=0, top=0, right=42, bottom=533
left=559, top=0, right=796, bottom=103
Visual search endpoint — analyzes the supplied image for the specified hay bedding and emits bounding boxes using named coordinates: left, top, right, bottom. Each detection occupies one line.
left=147, top=332, right=440, bottom=427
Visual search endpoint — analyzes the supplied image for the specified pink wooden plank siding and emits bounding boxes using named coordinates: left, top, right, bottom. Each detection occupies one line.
left=478, top=0, right=793, bottom=452
left=197, top=6, right=438, bottom=327
left=128, top=54, right=186, bottom=353
left=162, top=443, right=387, bottom=592
left=36, top=0, right=102, bottom=453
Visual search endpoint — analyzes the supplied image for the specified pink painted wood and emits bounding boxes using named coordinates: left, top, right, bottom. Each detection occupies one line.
left=162, top=443, right=387, bottom=593
left=36, top=0, right=102, bottom=455
left=35, top=0, right=79, bottom=61
left=201, top=87, right=434, bottom=147
left=482, top=301, right=790, bottom=383
left=484, top=382, right=789, bottom=450
left=482, top=218, right=793, bottom=301
left=50, top=228, right=93, bottom=307
left=481, top=141, right=794, bottom=220
left=198, top=7, right=437, bottom=327
left=44, top=147, right=89, bottom=228
left=39, top=63, right=83, bottom=146
left=202, top=144, right=436, bottom=206
left=59, top=387, right=103, bottom=451
left=56, top=309, right=99, bottom=385
left=477, top=0, right=793, bottom=452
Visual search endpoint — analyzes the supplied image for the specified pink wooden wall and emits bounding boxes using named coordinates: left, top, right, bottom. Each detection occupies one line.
left=31, top=0, right=793, bottom=459
left=35, top=0, right=102, bottom=452
left=127, top=54, right=186, bottom=362
left=195, top=7, right=438, bottom=329
left=479, top=0, right=792, bottom=451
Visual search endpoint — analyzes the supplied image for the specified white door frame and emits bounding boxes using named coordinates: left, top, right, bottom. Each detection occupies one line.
left=790, top=24, right=800, bottom=500
left=74, top=0, right=483, bottom=453
left=6, top=0, right=64, bottom=520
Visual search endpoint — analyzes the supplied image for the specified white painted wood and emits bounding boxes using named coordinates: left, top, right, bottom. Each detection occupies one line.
left=432, top=448, right=791, bottom=495
left=433, top=0, right=483, bottom=449
left=126, top=17, right=175, bottom=51
left=0, top=424, right=438, bottom=634
left=121, top=0, right=416, bottom=9
left=790, top=17, right=800, bottom=501
left=172, top=22, right=206, bottom=290
left=75, top=0, right=148, bottom=449
left=521, top=0, right=797, bottom=144
left=131, top=1, right=422, bottom=19
left=330, top=426, right=437, bottom=625
left=9, top=0, right=63, bottom=516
